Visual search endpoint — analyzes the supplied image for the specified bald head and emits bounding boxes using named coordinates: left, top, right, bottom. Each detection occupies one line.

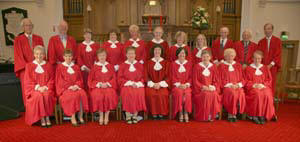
left=58, top=20, right=68, bottom=35
left=21, top=18, right=33, bottom=34
left=220, top=26, right=229, bottom=39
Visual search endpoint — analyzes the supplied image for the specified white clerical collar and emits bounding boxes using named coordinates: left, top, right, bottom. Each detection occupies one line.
left=266, top=35, right=272, bottom=40
left=199, top=62, right=213, bottom=69
left=152, top=39, right=164, bottom=44
left=151, top=57, right=164, bottom=63
left=152, top=57, right=164, bottom=71
left=108, top=40, right=119, bottom=44
left=250, top=63, right=263, bottom=76
left=176, top=59, right=188, bottom=73
left=62, top=62, right=75, bottom=74
left=125, top=60, right=137, bottom=65
left=33, top=60, right=46, bottom=74
left=175, top=59, right=188, bottom=65
left=175, top=44, right=186, bottom=48
left=33, top=60, right=46, bottom=66
left=130, top=38, right=140, bottom=42
left=95, top=61, right=109, bottom=73
left=223, top=61, right=236, bottom=72
left=82, top=40, right=95, bottom=45
left=199, top=62, right=213, bottom=76
left=25, top=33, right=32, bottom=38
left=125, top=60, right=137, bottom=72
left=62, top=62, right=74, bottom=67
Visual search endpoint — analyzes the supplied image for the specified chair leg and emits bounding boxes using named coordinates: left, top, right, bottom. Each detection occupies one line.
left=59, top=104, right=63, bottom=124
left=219, top=108, right=222, bottom=120
left=54, top=104, right=59, bottom=125
left=144, top=111, right=148, bottom=120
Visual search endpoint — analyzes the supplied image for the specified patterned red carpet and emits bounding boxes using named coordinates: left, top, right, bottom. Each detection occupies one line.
left=0, top=103, right=300, bottom=142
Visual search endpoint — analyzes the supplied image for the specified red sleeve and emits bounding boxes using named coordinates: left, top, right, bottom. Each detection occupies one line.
left=47, top=37, right=57, bottom=65
left=237, top=64, right=245, bottom=86
left=24, top=64, right=35, bottom=98
left=234, top=42, right=243, bottom=64
left=74, top=66, right=84, bottom=88
left=273, top=38, right=282, bottom=69
left=192, top=65, right=204, bottom=93
left=71, top=38, right=78, bottom=63
left=218, top=64, right=226, bottom=89
left=186, top=46, right=193, bottom=62
left=108, top=65, right=118, bottom=90
left=46, top=64, right=55, bottom=91
left=246, top=43, right=258, bottom=64
left=170, top=63, right=180, bottom=88
left=244, top=67, right=255, bottom=90
left=263, top=66, right=273, bottom=88
left=87, top=65, right=98, bottom=89
left=211, top=40, right=218, bottom=61
left=55, top=65, right=69, bottom=96
left=13, top=37, right=26, bottom=77
left=117, top=64, right=127, bottom=87
left=77, top=44, right=84, bottom=68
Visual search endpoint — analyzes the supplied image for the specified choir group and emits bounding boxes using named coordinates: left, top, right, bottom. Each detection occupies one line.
left=14, top=18, right=281, bottom=128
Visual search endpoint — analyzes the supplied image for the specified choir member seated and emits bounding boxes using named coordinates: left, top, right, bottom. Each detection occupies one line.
left=146, top=26, right=169, bottom=60
left=244, top=50, right=276, bottom=124
left=192, top=34, right=211, bottom=64
left=55, top=49, right=89, bottom=127
left=169, top=31, right=192, bottom=62
left=118, top=47, right=147, bottom=124
left=88, top=48, right=118, bottom=125
left=145, top=45, right=170, bottom=120
left=170, top=47, right=193, bottom=123
left=24, top=45, right=55, bottom=127
left=218, top=48, right=246, bottom=122
left=193, top=50, right=221, bottom=122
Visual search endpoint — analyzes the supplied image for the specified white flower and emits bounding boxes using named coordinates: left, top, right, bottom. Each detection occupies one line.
left=196, top=21, right=201, bottom=26
left=202, top=19, right=207, bottom=23
left=204, top=12, right=209, bottom=17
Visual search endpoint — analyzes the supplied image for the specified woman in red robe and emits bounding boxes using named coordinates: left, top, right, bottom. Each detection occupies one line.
left=122, top=25, right=146, bottom=64
left=192, top=34, right=211, bottom=64
left=146, top=26, right=169, bottom=60
left=88, top=48, right=118, bottom=125
left=193, top=50, right=221, bottom=121
left=24, top=45, right=55, bottom=127
left=218, top=48, right=246, bottom=122
left=170, top=47, right=193, bottom=122
left=244, top=50, right=276, bottom=124
left=145, top=45, right=170, bottom=120
left=77, top=28, right=100, bottom=89
left=169, top=31, right=192, bottom=62
left=118, top=47, right=147, bottom=124
left=102, top=29, right=123, bottom=72
left=56, top=49, right=89, bottom=126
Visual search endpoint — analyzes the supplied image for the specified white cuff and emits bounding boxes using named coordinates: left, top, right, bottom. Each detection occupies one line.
left=81, top=65, right=88, bottom=71
left=174, top=82, right=181, bottom=87
left=237, top=82, right=243, bottom=88
left=107, top=82, right=112, bottom=87
left=147, top=81, right=155, bottom=88
left=135, top=82, right=144, bottom=88
left=34, top=84, right=40, bottom=90
left=270, top=61, right=275, bottom=66
left=224, top=83, right=233, bottom=88
left=68, top=86, right=73, bottom=90
left=96, top=82, right=102, bottom=88
left=185, top=83, right=191, bottom=87
left=213, top=60, right=218, bottom=64
left=124, top=80, right=134, bottom=86
left=209, top=85, right=216, bottom=91
left=139, top=60, right=144, bottom=64
left=159, top=81, right=168, bottom=88
left=259, top=84, right=266, bottom=88
left=252, top=84, right=257, bottom=88
left=114, top=65, right=119, bottom=71
left=220, top=60, right=224, bottom=63
left=44, top=86, right=48, bottom=90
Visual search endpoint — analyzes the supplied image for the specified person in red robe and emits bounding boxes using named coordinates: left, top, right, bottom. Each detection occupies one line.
left=170, top=47, right=193, bottom=122
left=146, top=26, right=169, bottom=60
left=122, top=25, right=146, bottom=64
left=24, top=46, right=55, bottom=127
left=55, top=49, right=89, bottom=127
left=118, top=47, right=147, bottom=124
left=193, top=50, right=221, bottom=122
left=102, top=29, right=123, bottom=72
left=211, top=26, right=235, bottom=65
left=218, top=48, right=246, bottom=122
left=192, top=34, right=211, bottom=64
left=14, top=18, right=44, bottom=106
left=257, top=23, right=282, bottom=96
left=169, top=31, right=192, bottom=62
left=88, top=48, right=118, bottom=125
left=145, top=45, right=170, bottom=120
left=48, top=20, right=77, bottom=65
left=235, top=29, right=258, bottom=68
left=244, top=50, right=276, bottom=124
left=77, top=28, right=100, bottom=89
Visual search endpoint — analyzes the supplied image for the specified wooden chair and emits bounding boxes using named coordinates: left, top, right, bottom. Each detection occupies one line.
left=57, top=102, right=88, bottom=125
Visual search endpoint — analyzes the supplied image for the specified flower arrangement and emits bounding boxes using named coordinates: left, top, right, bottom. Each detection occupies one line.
left=191, top=6, right=210, bottom=31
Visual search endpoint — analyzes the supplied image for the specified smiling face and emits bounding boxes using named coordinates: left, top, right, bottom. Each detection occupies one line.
left=224, top=52, right=235, bottom=63
left=242, top=31, right=251, bottom=41
left=201, top=53, right=211, bottom=63
left=253, top=53, right=263, bottom=65
left=97, top=52, right=107, bottom=63
left=220, top=27, right=229, bottom=39
left=34, top=49, right=45, bottom=63
left=154, top=27, right=163, bottom=40
left=58, top=21, right=68, bottom=35
left=109, top=32, right=117, bottom=41
left=178, top=49, right=186, bottom=61
left=197, top=35, right=205, bottom=47
left=63, top=53, right=73, bottom=64
left=264, top=24, right=273, bottom=37
left=84, top=32, right=92, bottom=42
left=176, top=35, right=184, bottom=45
left=154, top=47, right=162, bottom=58
left=22, top=19, right=33, bottom=35
left=126, top=49, right=136, bottom=61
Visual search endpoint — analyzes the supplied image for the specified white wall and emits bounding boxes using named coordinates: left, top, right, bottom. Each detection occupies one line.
left=241, top=0, right=300, bottom=66
left=0, top=0, right=63, bottom=61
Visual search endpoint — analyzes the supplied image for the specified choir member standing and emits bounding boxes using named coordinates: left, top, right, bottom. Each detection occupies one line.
left=102, top=29, right=123, bottom=72
left=14, top=18, right=44, bottom=106
left=193, top=50, right=221, bottom=121
left=211, top=26, right=235, bottom=65
left=122, top=25, right=146, bottom=64
left=192, top=34, right=211, bottom=64
left=244, top=50, right=276, bottom=124
left=48, top=20, right=77, bottom=65
left=77, top=28, right=100, bottom=89
left=146, top=26, right=169, bottom=60
left=145, top=45, right=170, bottom=120
left=235, top=29, right=258, bottom=68
left=118, top=47, right=147, bottom=124
left=258, top=23, right=282, bottom=96
left=218, top=48, right=246, bottom=122
left=55, top=49, right=89, bottom=127
left=170, top=47, right=193, bottom=122
left=24, top=46, right=55, bottom=127
left=88, top=48, right=118, bottom=125
left=169, top=31, right=192, bottom=62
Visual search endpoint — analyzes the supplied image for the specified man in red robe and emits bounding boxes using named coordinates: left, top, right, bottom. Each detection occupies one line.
left=211, top=26, right=234, bottom=65
left=146, top=26, right=169, bottom=60
left=48, top=20, right=77, bottom=65
left=14, top=18, right=44, bottom=106
left=257, top=23, right=282, bottom=96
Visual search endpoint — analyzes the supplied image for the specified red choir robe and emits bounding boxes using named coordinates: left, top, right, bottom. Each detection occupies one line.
left=244, top=64, right=275, bottom=120
left=47, top=35, right=77, bottom=65
left=218, top=61, right=246, bottom=115
left=170, top=60, right=193, bottom=118
left=168, top=44, right=192, bottom=62
left=192, top=46, right=211, bottom=64
left=102, top=40, right=123, bottom=71
left=146, top=39, right=169, bottom=60
left=77, top=41, right=100, bottom=89
left=55, top=62, right=89, bottom=116
left=122, top=38, right=147, bottom=64
left=14, top=34, right=44, bottom=105
left=193, top=62, right=221, bottom=121
left=211, top=38, right=235, bottom=63
left=145, top=57, right=170, bottom=115
left=117, top=60, right=147, bottom=113
left=258, top=36, right=282, bottom=95
left=88, top=62, right=118, bottom=112
left=24, top=60, right=55, bottom=125
left=235, top=41, right=258, bottom=65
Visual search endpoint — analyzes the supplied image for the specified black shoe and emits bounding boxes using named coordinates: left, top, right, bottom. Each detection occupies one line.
left=253, top=118, right=261, bottom=124
left=158, top=115, right=164, bottom=120
left=228, top=118, right=234, bottom=122
left=152, top=115, right=158, bottom=120
left=132, top=118, right=138, bottom=124
left=233, top=118, right=238, bottom=122
left=271, top=115, right=278, bottom=122
left=259, top=117, right=266, bottom=124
